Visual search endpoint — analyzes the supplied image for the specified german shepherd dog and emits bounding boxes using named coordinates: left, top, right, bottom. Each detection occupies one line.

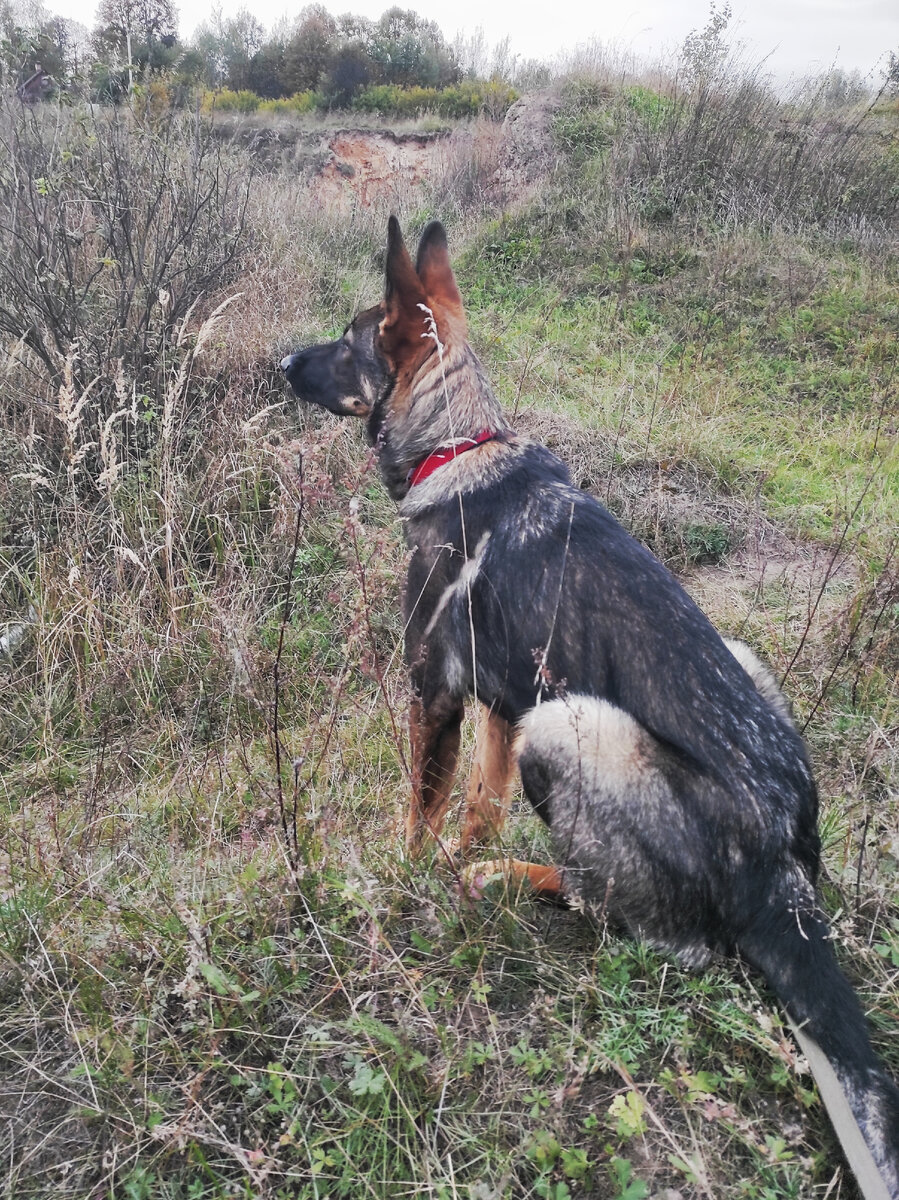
left=281, top=218, right=899, bottom=1197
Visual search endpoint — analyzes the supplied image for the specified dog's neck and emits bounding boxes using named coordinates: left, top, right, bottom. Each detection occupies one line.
left=370, top=340, right=510, bottom=501
left=407, top=430, right=499, bottom=488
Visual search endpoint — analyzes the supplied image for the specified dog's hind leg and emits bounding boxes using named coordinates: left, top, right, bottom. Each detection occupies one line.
left=462, top=858, right=566, bottom=904
left=407, top=694, right=465, bottom=856
left=459, top=705, right=516, bottom=853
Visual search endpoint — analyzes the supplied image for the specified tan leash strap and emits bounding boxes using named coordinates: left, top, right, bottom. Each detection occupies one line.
left=789, top=1020, right=893, bottom=1200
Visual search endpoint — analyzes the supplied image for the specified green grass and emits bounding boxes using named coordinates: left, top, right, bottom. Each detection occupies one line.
left=460, top=224, right=898, bottom=549
left=4, top=808, right=865, bottom=1197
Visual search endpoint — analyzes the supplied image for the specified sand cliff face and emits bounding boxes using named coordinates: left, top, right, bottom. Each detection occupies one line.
left=221, top=91, right=559, bottom=211
left=312, top=128, right=451, bottom=210
left=299, top=92, right=559, bottom=210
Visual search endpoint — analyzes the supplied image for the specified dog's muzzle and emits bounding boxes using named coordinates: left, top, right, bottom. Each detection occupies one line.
left=281, top=352, right=307, bottom=395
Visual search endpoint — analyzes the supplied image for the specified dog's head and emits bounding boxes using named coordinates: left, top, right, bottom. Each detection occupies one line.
left=280, top=217, right=465, bottom=426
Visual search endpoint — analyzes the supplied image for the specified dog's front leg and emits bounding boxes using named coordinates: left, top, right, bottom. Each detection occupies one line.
left=460, top=705, right=516, bottom=853
left=406, top=694, right=465, bottom=856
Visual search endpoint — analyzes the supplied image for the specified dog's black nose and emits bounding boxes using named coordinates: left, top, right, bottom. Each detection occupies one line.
left=280, top=354, right=296, bottom=373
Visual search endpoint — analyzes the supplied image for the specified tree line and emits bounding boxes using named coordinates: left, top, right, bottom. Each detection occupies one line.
left=1, top=0, right=529, bottom=106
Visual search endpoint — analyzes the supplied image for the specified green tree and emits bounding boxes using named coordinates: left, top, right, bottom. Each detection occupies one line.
left=192, top=7, right=264, bottom=90
left=248, top=38, right=286, bottom=98
left=95, top=0, right=176, bottom=53
left=1, top=0, right=86, bottom=89
left=369, top=6, right=459, bottom=88
left=168, top=45, right=207, bottom=97
left=93, top=0, right=178, bottom=85
left=336, top=11, right=374, bottom=50
left=323, top=40, right=371, bottom=105
left=282, top=4, right=336, bottom=93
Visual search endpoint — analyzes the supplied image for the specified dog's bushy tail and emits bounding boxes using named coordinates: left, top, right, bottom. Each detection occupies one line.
left=738, top=895, right=899, bottom=1199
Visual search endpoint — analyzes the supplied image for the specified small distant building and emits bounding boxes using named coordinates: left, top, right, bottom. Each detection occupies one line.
left=17, top=63, right=54, bottom=103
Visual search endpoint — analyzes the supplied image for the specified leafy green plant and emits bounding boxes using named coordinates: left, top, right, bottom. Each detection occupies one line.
left=683, top=521, right=732, bottom=563
left=609, top=1156, right=650, bottom=1200
left=607, top=1091, right=649, bottom=1139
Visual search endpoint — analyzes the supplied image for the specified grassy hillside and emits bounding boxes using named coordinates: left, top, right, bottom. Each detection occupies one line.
left=0, top=62, right=897, bottom=1199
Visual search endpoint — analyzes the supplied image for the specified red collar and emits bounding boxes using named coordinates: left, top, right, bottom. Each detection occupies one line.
left=407, top=430, right=497, bottom=488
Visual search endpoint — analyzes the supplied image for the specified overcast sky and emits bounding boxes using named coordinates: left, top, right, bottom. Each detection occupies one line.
left=44, top=0, right=899, bottom=82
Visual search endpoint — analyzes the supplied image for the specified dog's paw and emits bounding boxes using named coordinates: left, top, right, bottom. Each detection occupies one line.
left=460, top=858, right=510, bottom=900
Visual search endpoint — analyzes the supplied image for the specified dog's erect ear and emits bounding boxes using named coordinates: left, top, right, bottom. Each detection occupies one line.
left=415, top=221, right=464, bottom=322
left=381, top=216, right=431, bottom=365
left=384, top=215, right=427, bottom=312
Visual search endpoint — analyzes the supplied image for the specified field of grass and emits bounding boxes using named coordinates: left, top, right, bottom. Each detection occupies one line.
left=0, top=54, right=897, bottom=1199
